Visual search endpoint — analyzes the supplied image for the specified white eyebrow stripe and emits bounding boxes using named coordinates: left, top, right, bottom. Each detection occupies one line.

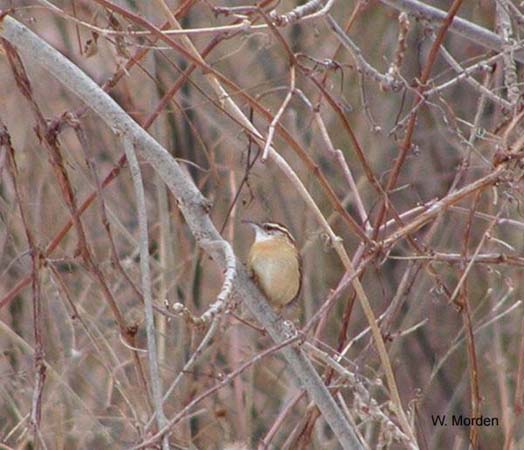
left=264, top=222, right=295, bottom=242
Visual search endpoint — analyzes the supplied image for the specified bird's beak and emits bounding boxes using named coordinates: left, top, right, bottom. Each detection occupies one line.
left=241, top=219, right=256, bottom=227
left=242, top=220, right=261, bottom=232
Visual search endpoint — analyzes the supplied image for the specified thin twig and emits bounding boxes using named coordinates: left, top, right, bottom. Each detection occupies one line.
left=0, top=15, right=364, bottom=450
left=380, top=0, right=524, bottom=63
left=122, top=137, right=168, bottom=450
left=261, top=65, right=296, bottom=161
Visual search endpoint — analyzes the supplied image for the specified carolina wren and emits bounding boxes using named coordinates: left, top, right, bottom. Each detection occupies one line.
left=244, top=221, right=302, bottom=308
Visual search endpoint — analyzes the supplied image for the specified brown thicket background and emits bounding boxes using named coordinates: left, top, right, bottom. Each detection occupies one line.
left=0, top=0, right=523, bottom=449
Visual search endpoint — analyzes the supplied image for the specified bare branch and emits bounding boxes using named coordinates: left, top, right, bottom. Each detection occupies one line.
left=0, top=15, right=363, bottom=450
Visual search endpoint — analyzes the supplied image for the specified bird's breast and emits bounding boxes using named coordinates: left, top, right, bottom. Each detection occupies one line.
left=248, top=239, right=301, bottom=306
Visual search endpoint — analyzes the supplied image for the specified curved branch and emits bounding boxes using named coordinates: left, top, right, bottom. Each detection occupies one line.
left=0, top=15, right=364, bottom=450
left=381, top=0, right=524, bottom=63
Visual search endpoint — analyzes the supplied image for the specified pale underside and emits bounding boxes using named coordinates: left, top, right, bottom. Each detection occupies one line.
left=248, top=238, right=301, bottom=307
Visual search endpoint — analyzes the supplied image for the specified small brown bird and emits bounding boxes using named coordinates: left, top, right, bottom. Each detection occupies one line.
left=244, top=221, right=302, bottom=308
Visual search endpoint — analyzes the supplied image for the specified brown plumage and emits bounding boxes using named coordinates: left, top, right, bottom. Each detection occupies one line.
left=245, top=221, right=302, bottom=308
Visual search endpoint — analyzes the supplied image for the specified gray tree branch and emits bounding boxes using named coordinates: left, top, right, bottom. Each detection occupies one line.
left=381, top=0, right=524, bottom=63
left=0, top=15, right=364, bottom=450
